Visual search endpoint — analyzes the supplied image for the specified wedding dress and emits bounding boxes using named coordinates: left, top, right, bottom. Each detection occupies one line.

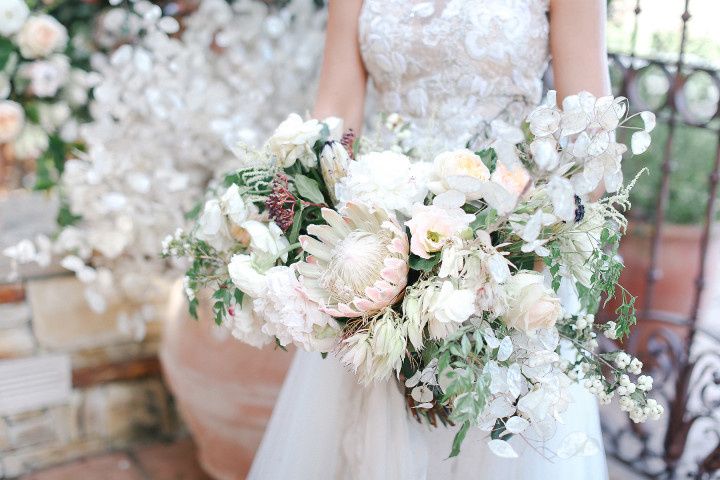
left=248, top=1, right=609, bottom=478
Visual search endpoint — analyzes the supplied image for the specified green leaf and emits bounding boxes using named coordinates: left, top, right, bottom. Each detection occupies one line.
left=48, top=135, right=66, bottom=175
left=233, top=288, right=244, bottom=305
left=287, top=207, right=304, bottom=244
left=294, top=174, right=325, bottom=204
left=409, top=252, right=441, bottom=272
left=449, top=421, right=470, bottom=458
left=185, top=201, right=203, bottom=221
left=56, top=202, right=81, bottom=227
left=0, top=38, right=14, bottom=71
left=188, top=298, right=198, bottom=320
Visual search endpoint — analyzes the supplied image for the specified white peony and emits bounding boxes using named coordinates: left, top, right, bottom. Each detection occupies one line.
left=335, top=151, right=429, bottom=217
left=16, top=14, right=68, bottom=59
left=0, top=100, right=25, bottom=143
left=266, top=113, right=322, bottom=168
left=428, top=149, right=490, bottom=199
left=253, top=265, right=339, bottom=352
left=0, top=0, right=29, bottom=36
left=502, top=272, right=562, bottom=332
left=228, top=296, right=273, bottom=348
left=12, top=123, right=48, bottom=160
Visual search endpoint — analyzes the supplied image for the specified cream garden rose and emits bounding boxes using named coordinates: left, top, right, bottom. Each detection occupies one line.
left=502, top=272, right=562, bottom=332
left=16, top=14, right=68, bottom=59
left=0, top=100, right=24, bottom=143
left=266, top=113, right=322, bottom=168
left=428, top=149, right=490, bottom=199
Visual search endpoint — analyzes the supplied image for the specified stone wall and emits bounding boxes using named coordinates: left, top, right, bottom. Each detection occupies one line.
left=0, top=192, right=183, bottom=478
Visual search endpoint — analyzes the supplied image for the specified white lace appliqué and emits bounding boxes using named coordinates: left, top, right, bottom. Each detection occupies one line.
left=359, top=0, right=550, bottom=154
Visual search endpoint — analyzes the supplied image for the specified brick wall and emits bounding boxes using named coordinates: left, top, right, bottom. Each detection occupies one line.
left=0, top=192, right=183, bottom=478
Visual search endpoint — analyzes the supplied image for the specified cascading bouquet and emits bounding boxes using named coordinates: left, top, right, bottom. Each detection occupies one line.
left=164, top=91, right=662, bottom=458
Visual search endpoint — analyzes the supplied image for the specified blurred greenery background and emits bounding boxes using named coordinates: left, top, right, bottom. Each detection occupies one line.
left=607, top=0, right=720, bottom=224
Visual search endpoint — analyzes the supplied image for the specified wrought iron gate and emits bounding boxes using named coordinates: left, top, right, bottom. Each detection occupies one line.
left=600, top=1, right=720, bottom=478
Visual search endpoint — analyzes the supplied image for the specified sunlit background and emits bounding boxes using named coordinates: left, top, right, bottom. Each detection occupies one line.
left=0, top=1, right=718, bottom=479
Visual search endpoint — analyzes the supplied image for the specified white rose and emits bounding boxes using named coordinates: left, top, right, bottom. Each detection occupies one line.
left=228, top=253, right=267, bottom=298
left=0, top=0, right=29, bottom=36
left=16, top=14, right=68, bottom=59
left=502, top=272, right=562, bottom=332
left=38, top=101, right=71, bottom=132
left=428, top=149, right=490, bottom=199
left=0, top=100, right=25, bottom=143
left=219, top=184, right=248, bottom=226
left=266, top=113, right=322, bottom=168
left=19, top=56, right=70, bottom=97
left=12, top=123, right=48, bottom=160
left=195, top=199, right=234, bottom=252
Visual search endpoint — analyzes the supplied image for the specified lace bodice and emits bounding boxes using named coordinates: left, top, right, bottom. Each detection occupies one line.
left=359, top=0, right=550, bottom=154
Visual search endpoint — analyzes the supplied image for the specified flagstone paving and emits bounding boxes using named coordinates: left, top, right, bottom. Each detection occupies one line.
left=19, top=438, right=212, bottom=480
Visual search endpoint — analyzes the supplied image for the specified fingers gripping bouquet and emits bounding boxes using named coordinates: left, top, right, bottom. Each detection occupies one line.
left=165, top=91, right=662, bottom=458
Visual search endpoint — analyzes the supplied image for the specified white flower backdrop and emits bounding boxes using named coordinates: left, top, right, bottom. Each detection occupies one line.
left=4, top=0, right=326, bottom=335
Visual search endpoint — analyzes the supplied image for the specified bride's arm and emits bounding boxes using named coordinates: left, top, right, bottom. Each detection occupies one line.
left=549, top=0, right=611, bottom=101
left=313, top=0, right=368, bottom=133
left=550, top=0, right=610, bottom=201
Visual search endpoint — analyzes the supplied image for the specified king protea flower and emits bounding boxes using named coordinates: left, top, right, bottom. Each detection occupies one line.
left=297, top=203, right=409, bottom=318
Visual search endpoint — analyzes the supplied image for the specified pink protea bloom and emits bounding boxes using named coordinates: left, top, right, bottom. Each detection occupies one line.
left=297, top=203, right=409, bottom=318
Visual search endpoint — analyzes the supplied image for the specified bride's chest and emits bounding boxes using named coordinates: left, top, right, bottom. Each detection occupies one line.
left=359, top=0, right=550, bottom=81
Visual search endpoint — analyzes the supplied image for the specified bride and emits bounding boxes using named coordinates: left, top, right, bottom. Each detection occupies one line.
left=249, top=1, right=610, bottom=478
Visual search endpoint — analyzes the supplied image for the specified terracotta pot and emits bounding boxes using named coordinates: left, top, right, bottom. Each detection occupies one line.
left=160, top=281, right=293, bottom=480
left=605, top=221, right=720, bottom=329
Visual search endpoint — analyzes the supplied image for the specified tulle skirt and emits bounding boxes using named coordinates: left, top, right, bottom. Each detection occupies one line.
left=247, top=351, right=608, bottom=480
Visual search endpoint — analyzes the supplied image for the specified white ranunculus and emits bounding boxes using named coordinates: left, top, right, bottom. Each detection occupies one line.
left=12, top=123, right=48, bottom=160
left=16, top=14, right=68, bottom=59
left=227, top=253, right=268, bottom=298
left=220, top=184, right=248, bottom=226
left=502, top=272, right=562, bottom=332
left=335, top=150, right=429, bottom=217
left=428, top=149, right=490, bottom=198
left=0, top=100, right=25, bottom=143
left=241, top=220, right=289, bottom=265
left=427, top=280, right=475, bottom=339
left=194, top=198, right=234, bottom=252
left=253, top=265, right=339, bottom=352
left=266, top=113, right=322, bottom=168
left=0, top=0, right=29, bottom=36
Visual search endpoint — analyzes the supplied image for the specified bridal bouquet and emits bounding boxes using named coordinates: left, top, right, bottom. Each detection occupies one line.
left=165, top=91, right=662, bottom=458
